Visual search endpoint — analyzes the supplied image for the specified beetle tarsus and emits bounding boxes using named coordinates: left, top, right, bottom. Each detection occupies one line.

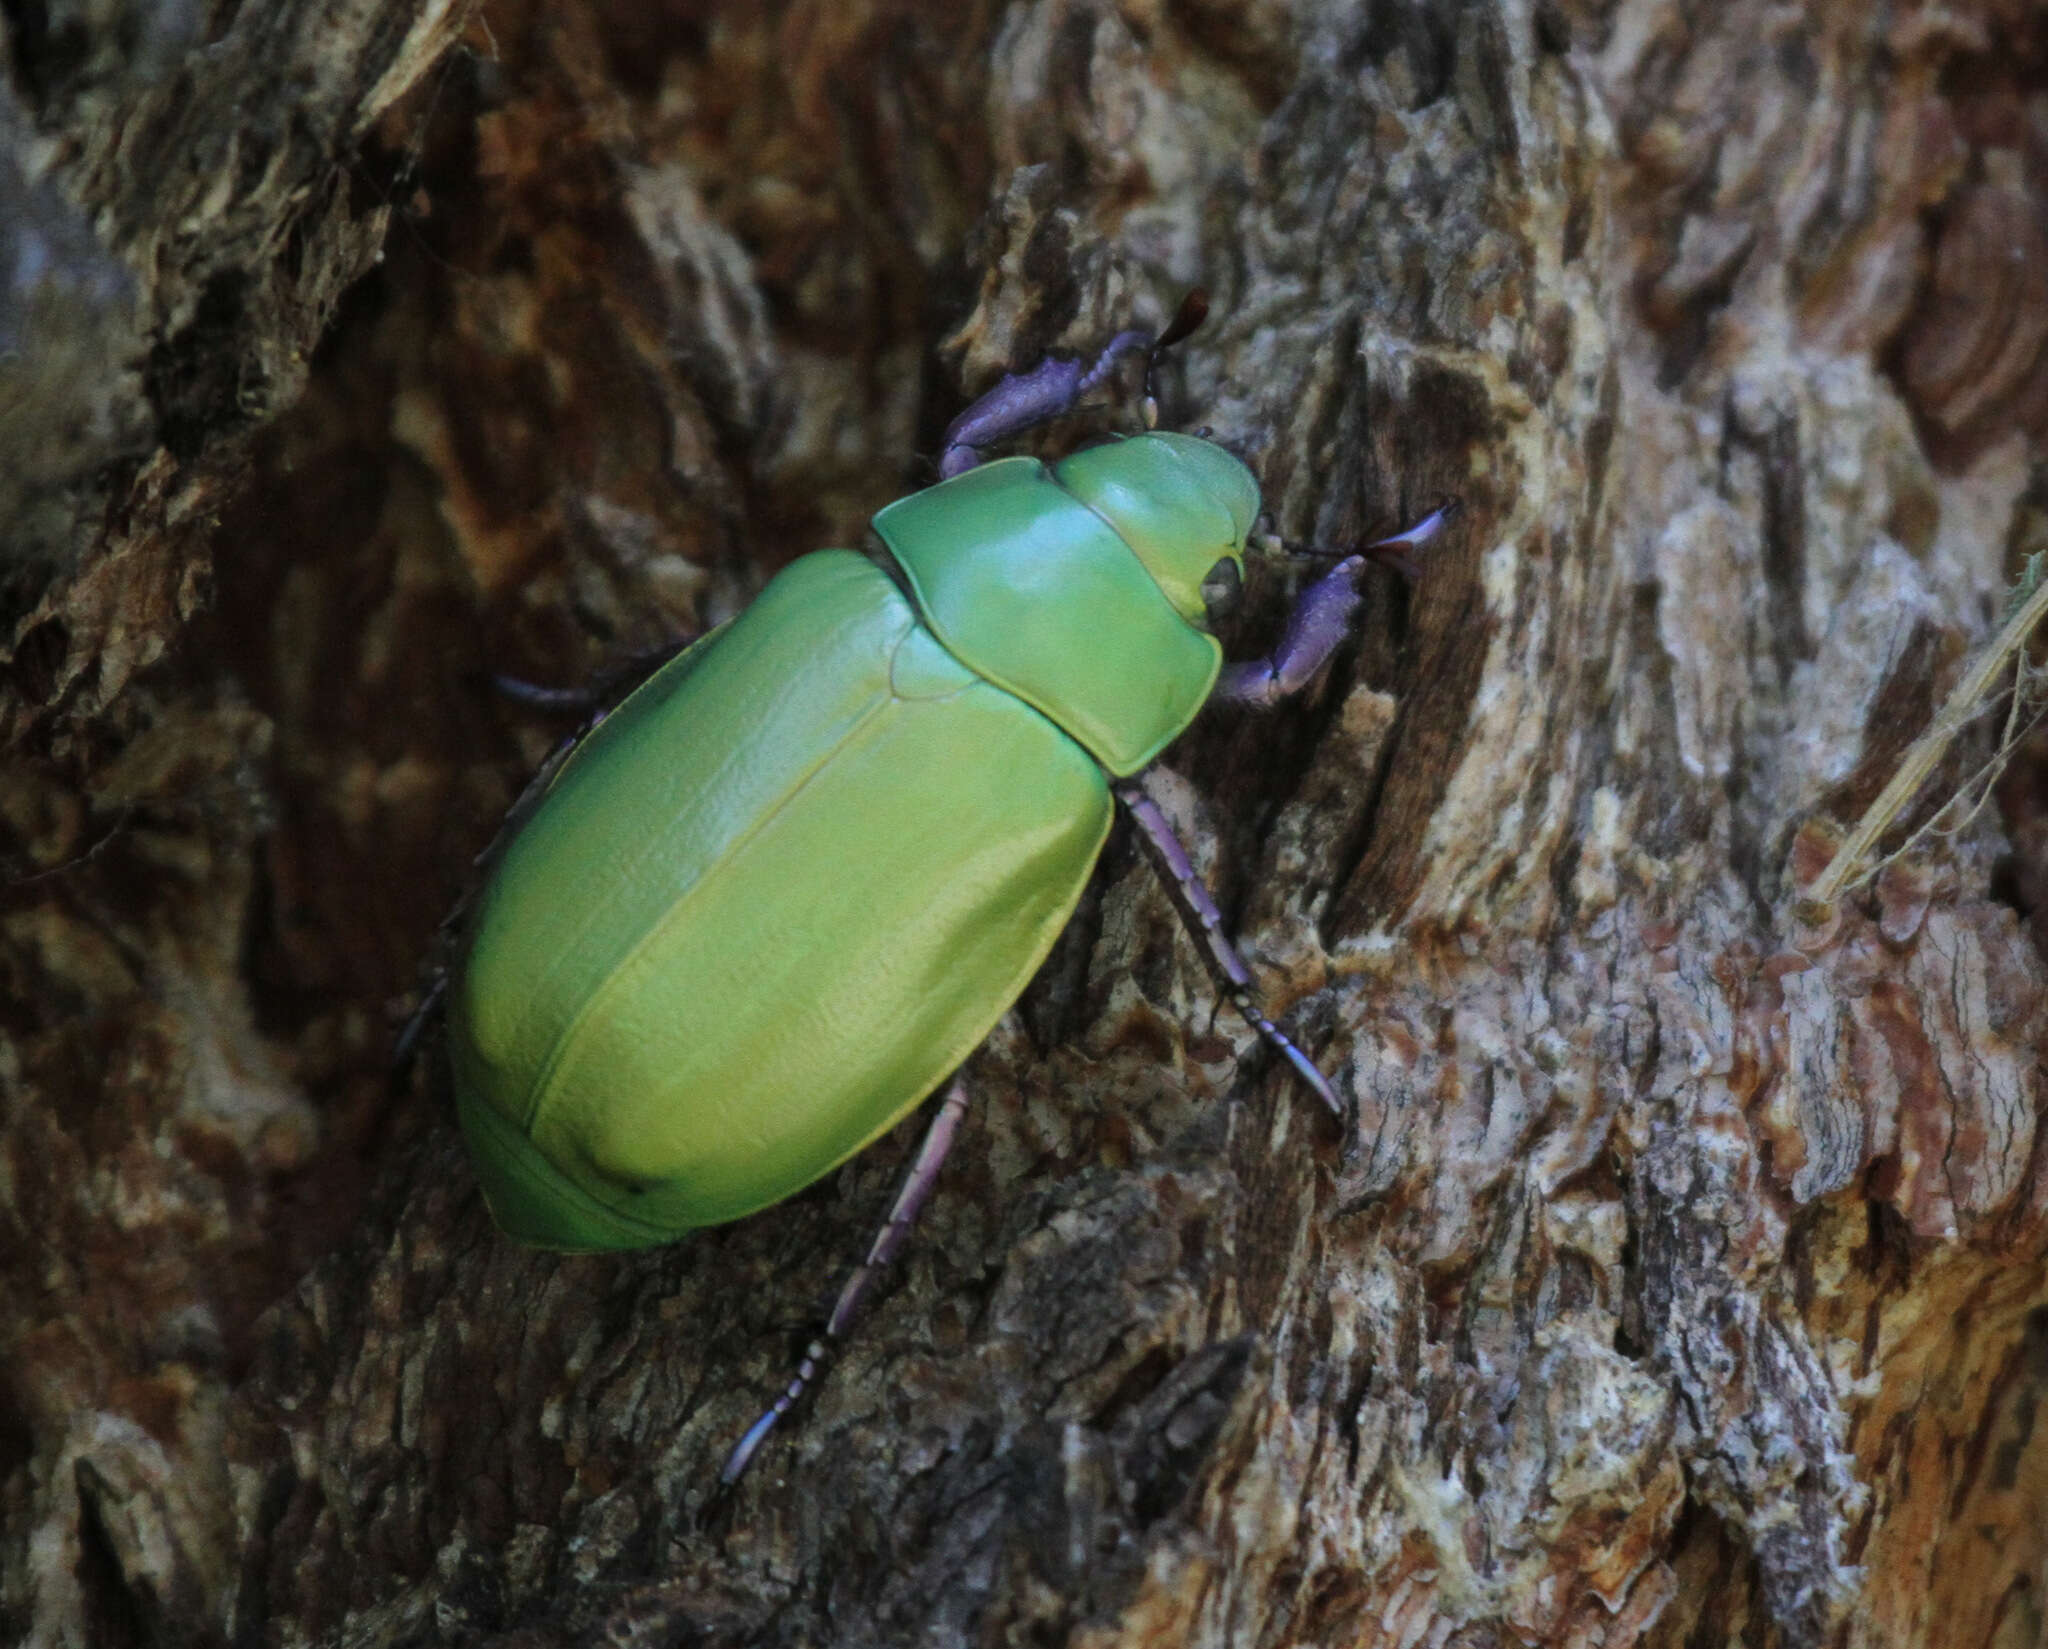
left=1231, top=986, right=1344, bottom=1119
left=1113, top=780, right=1345, bottom=1124
left=720, top=1077, right=972, bottom=1487
left=719, top=1339, right=827, bottom=1486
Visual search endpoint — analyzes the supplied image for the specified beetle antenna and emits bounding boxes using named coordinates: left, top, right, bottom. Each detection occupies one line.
left=1142, top=288, right=1210, bottom=427
left=390, top=973, right=449, bottom=1092
left=489, top=637, right=700, bottom=719
left=1273, top=499, right=1459, bottom=579
left=490, top=674, right=604, bottom=714
left=1153, top=287, right=1210, bottom=354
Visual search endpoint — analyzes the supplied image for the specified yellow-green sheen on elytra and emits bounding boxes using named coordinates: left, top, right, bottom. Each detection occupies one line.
left=450, top=432, right=1261, bottom=1250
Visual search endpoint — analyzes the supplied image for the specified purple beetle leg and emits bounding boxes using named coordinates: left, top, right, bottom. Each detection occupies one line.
left=1212, top=503, right=1455, bottom=710
left=1111, top=779, right=1344, bottom=1123
left=720, top=1076, right=973, bottom=1487
left=937, top=329, right=1156, bottom=479
left=1212, top=556, right=1372, bottom=710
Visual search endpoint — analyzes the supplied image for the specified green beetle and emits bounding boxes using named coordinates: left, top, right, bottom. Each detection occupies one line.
left=423, top=305, right=1447, bottom=1482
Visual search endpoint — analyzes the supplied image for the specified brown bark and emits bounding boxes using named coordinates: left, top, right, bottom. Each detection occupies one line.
left=4, top=1, right=2047, bottom=1646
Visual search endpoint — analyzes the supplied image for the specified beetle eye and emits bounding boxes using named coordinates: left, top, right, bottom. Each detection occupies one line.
left=1200, top=556, right=1242, bottom=626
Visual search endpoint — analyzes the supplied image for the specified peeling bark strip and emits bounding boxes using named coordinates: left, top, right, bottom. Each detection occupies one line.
left=2, top=1, right=2046, bottom=1647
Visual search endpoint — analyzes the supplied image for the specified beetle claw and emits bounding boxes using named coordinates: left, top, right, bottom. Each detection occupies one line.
left=719, top=1406, right=786, bottom=1488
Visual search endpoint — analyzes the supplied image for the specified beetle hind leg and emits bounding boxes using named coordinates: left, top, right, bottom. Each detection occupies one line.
left=1112, top=779, right=1344, bottom=1124
left=719, top=1077, right=972, bottom=1487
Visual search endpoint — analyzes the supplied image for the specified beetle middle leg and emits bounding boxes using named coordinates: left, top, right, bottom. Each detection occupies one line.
left=1111, top=778, right=1345, bottom=1123
left=720, top=1075, right=972, bottom=1487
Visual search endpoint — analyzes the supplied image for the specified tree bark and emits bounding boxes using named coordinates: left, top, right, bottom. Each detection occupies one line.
left=4, top=2, right=2047, bottom=1646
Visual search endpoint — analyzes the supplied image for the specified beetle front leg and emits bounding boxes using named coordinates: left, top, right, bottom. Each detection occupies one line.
left=1213, top=504, right=1454, bottom=709
left=937, top=290, right=1212, bottom=476
left=937, top=330, right=1156, bottom=479
left=1112, top=779, right=1344, bottom=1123
left=720, top=1076, right=972, bottom=1487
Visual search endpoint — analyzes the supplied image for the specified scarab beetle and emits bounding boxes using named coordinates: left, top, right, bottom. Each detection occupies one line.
left=414, top=298, right=1448, bottom=1484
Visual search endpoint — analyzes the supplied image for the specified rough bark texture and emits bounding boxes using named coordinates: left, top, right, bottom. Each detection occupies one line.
left=3, top=1, right=2047, bottom=1647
